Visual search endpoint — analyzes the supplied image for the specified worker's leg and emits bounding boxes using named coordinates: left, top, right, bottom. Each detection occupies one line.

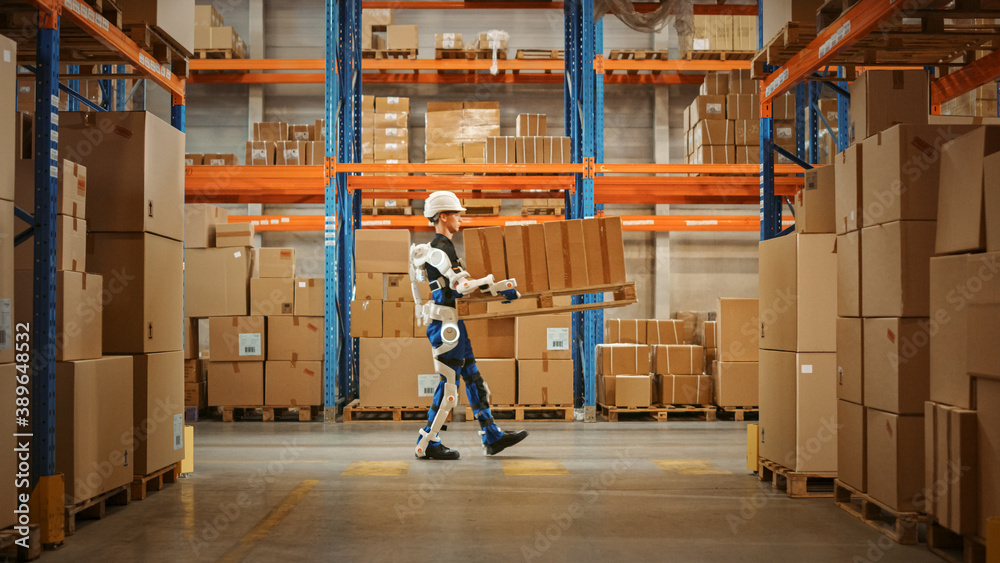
left=415, top=320, right=461, bottom=458
left=461, top=359, right=504, bottom=446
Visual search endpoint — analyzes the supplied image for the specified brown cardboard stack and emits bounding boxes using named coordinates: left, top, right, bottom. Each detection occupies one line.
left=596, top=344, right=652, bottom=408
left=689, top=14, right=758, bottom=53
left=369, top=96, right=410, bottom=184
left=248, top=120, right=325, bottom=166
left=758, top=224, right=838, bottom=474
left=193, top=5, right=247, bottom=58
left=713, top=298, right=759, bottom=408
left=517, top=315, right=574, bottom=405
left=361, top=9, right=392, bottom=50
left=426, top=101, right=500, bottom=169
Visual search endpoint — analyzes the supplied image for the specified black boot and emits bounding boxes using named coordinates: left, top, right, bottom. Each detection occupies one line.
left=484, top=430, right=528, bottom=456
left=419, top=443, right=460, bottom=460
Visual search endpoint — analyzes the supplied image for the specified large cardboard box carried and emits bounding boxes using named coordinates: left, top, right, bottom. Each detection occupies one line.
left=504, top=224, right=549, bottom=293
left=121, top=0, right=195, bottom=55
left=616, top=375, right=651, bottom=408
left=861, top=221, right=936, bottom=318
left=543, top=220, right=589, bottom=290
left=350, top=299, right=382, bottom=338
left=717, top=298, right=758, bottom=362
left=837, top=231, right=861, bottom=316
left=250, top=278, right=294, bottom=316
left=849, top=70, right=929, bottom=144
left=834, top=143, right=863, bottom=234
left=463, top=227, right=506, bottom=280
left=267, top=316, right=323, bottom=361
left=461, top=358, right=515, bottom=406
left=837, top=317, right=863, bottom=404
left=866, top=408, right=924, bottom=512
left=257, top=248, right=296, bottom=278
left=184, top=204, right=229, bottom=249
left=581, top=217, right=627, bottom=286
left=87, top=232, right=183, bottom=354
left=759, top=233, right=838, bottom=353
left=355, top=230, right=410, bottom=273
left=515, top=315, right=571, bottom=360
left=359, top=338, right=436, bottom=408
left=131, top=351, right=185, bottom=475
left=759, top=350, right=838, bottom=472
left=208, top=316, right=266, bottom=362
left=598, top=344, right=652, bottom=375
left=465, top=318, right=515, bottom=358
left=605, top=319, right=646, bottom=344
left=652, top=345, right=703, bottom=376
left=265, top=361, right=323, bottom=406
left=294, top=278, right=324, bottom=316
left=937, top=127, right=1000, bottom=254
left=185, top=247, right=253, bottom=318
left=660, top=374, right=712, bottom=405
left=60, top=112, right=184, bottom=241
left=838, top=400, right=867, bottom=492
left=797, top=165, right=836, bottom=234
left=517, top=360, right=573, bottom=405
left=711, top=361, right=758, bottom=407
left=864, top=317, right=931, bottom=415
left=56, top=356, right=134, bottom=504
left=208, top=362, right=264, bottom=406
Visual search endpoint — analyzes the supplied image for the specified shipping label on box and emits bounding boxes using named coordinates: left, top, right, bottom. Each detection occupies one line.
left=516, top=315, right=572, bottom=360
left=690, top=95, right=727, bottom=122
left=208, top=316, right=266, bottom=361
left=245, top=141, right=274, bottom=165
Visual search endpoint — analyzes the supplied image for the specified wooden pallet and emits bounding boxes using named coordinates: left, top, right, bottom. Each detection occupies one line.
left=716, top=406, right=759, bottom=421
left=520, top=205, right=564, bottom=216
left=462, top=205, right=500, bottom=216
left=219, top=406, right=320, bottom=422
left=343, top=399, right=451, bottom=423
left=516, top=49, right=563, bottom=60
left=599, top=403, right=716, bottom=422
left=752, top=21, right=817, bottom=78
left=833, top=479, right=927, bottom=545
left=758, top=458, right=836, bottom=499
left=195, top=48, right=241, bottom=60
left=466, top=404, right=574, bottom=422
left=362, top=49, right=418, bottom=60
left=458, top=281, right=637, bottom=320
left=683, top=49, right=756, bottom=61
left=64, top=484, right=130, bottom=536
left=362, top=206, right=413, bottom=216
left=126, top=23, right=191, bottom=74
left=927, top=520, right=987, bottom=563
left=0, top=524, right=40, bottom=561
left=131, top=462, right=180, bottom=501
left=606, top=50, right=669, bottom=74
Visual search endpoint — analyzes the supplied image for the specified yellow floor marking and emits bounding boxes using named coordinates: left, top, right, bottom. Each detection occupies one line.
left=653, top=459, right=732, bottom=475
left=502, top=460, right=569, bottom=476
left=678, top=468, right=734, bottom=475
left=217, top=479, right=318, bottom=563
left=341, top=461, right=410, bottom=476
left=197, top=460, right=330, bottom=464
left=182, top=485, right=196, bottom=541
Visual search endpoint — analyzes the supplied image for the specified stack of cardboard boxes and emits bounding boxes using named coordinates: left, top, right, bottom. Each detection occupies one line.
left=244, top=120, right=325, bottom=166
left=689, top=14, right=758, bottom=53
left=485, top=113, right=572, bottom=171
left=193, top=4, right=247, bottom=58
left=712, top=299, right=759, bottom=409
left=368, top=96, right=411, bottom=188
left=361, top=9, right=417, bottom=52
left=426, top=101, right=500, bottom=170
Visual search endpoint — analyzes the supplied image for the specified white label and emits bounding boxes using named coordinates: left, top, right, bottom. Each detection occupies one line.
left=234, top=251, right=242, bottom=258
left=777, top=127, right=793, bottom=139
left=547, top=328, right=569, bottom=351
left=238, top=333, right=262, bottom=356
left=850, top=211, right=855, bottom=221
left=294, top=131, right=309, bottom=140
left=50, top=148, right=58, bottom=162
left=801, top=364, right=813, bottom=374
left=417, top=374, right=439, bottom=397
left=284, top=149, right=299, bottom=159
left=252, top=148, right=266, bottom=160
left=49, top=165, right=58, bottom=178
left=210, top=159, right=225, bottom=166
left=51, top=94, right=59, bottom=107
left=442, top=38, right=455, bottom=49
left=385, top=128, right=398, bottom=136
left=685, top=220, right=718, bottom=226
left=386, top=143, right=398, bottom=150
left=384, top=112, right=397, bottom=120
left=388, top=96, right=400, bottom=104
left=3, top=50, right=9, bottom=63
left=173, top=414, right=184, bottom=450
left=19, top=86, right=30, bottom=93
left=692, top=38, right=709, bottom=50
left=0, top=300, right=10, bottom=351
left=707, top=103, right=722, bottom=114
left=623, top=219, right=654, bottom=226
left=299, top=281, right=307, bottom=288
left=385, top=199, right=397, bottom=207
left=184, top=159, right=194, bottom=166
left=386, top=159, right=399, bottom=164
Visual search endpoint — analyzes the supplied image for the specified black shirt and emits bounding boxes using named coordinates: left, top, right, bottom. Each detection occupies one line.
left=424, top=234, right=461, bottom=308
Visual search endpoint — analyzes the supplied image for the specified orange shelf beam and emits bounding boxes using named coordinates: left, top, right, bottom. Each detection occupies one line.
left=190, top=58, right=751, bottom=73
left=358, top=2, right=756, bottom=15
left=187, top=71, right=704, bottom=85
left=931, top=48, right=1000, bottom=110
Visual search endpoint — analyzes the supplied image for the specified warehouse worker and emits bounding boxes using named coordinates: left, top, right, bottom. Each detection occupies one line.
left=409, top=191, right=529, bottom=460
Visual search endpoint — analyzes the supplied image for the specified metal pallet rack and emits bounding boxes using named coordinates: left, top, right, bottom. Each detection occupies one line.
left=7, top=0, right=187, bottom=539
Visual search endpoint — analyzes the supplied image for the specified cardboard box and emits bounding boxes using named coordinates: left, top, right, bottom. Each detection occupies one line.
left=267, top=316, right=323, bottom=362
left=605, top=319, right=646, bottom=344
left=183, top=359, right=206, bottom=383
left=250, top=278, right=294, bottom=316
left=711, top=361, right=758, bottom=407
left=355, top=272, right=383, bottom=301
left=652, top=345, right=703, bottom=376
left=717, top=298, right=758, bottom=362
left=504, top=223, right=549, bottom=293
left=976, top=378, right=1000, bottom=535
left=294, top=278, right=323, bottom=316
left=56, top=356, right=134, bottom=504
left=598, top=374, right=616, bottom=405
left=257, top=248, right=295, bottom=278
left=969, top=302, right=1000, bottom=379
left=735, top=146, right=761, bottom=165
left=434, top=32, right=463, bottom=49
left=14, top=159, right=87, bottom=218
left=184, top=247, right=253, bottom=317
left=15, top=271, right=103, bottom=362
left=355, top=230, right=409, bottom=273
left=362, top=8, right=393, bottom=27
left=245, top=141, right=274, bottom=165
left=87, top=232, right=183, bottom=354
left=690, top=95, right=727, bottom=123
left=797, top=165, right=836, bottom=234
left=947, top=408, right=979, bottom=535
left=462, top=358, right=515, bottom=405
left=581, top=216, right=626, bottom=286
left=208, top=361, right=264, bottom=406
left=385, top=274, right=412, bottom=302
left=387, top=25, right=418, bottom=50
left=516, top=114, right=547, bottom=137
left=866, top=408, right=925, bottom=512
left=184, top=381, right=207, bottom=409
left=383, top=301, right=414, bottom=338
left=544, top=220, right=589, bottom=290
left=759, top=350, right=838, bottom=472
left=758, top=233, right=838, bottom=353
left=598, top=344, right=651, bottom=375
left=834, top=142, right=863, bottom=234
left=215, top=222, right=254, bottom=248
left=484, top=136, right=516, bottom=164
left=647, top=320, right=682, bottom=346
left=194, top=5, right=222, bottom=27
left=861, top=221, right=936, bottom=318
left=692, top=119, right=735, bottom=147
left=690, top=145, right=735, bottom=165
left=275, top=141, right=308, bottom=165
left=542, top=136, right=572, bottom=164
left=837, top=317, right=864, bottom=404
left=849, top=70, right=929, bottom=144
left=209, top=26, right=238, bottom=51
left=122, top=0, right=195, bottom=54
left=14, top=214, right=86, bottom=271
left=660, top=374, right=711, bottom=405
left=464, top=226, right=506, bottom=280
left=705, top=349, right=717, bottom=373
left=464, top=318, right=515, bottom=359
left=837, top=231, right=861, bottom=317
left=131, top=351, right=185, bottom=475
left=937, top=127, right=1000, bottom=254
left=702, top=321, right=716, bottom=348
left=254, top=122, right=288, bottom=142
left=838, top=400, right=867, bottom=492
left=615, top=375, right=651, bottom=408
left=864, top=317, right=930, bottom=415
left=517, top=359, right=573, bottom=405
left=359, top=338, right=436, bottom=408
left=515, top=136, right=543, bottom=164
left=700, top=71, right=729, bottom=96
left=202, top=153, right=237, bottom=166
left=265, top=361, right=322, bottom=406
left=184, top=317, right=199, bottom=360
left=734, top=120, right=760, bottom=146
left=60, top=112, right=184, bottom=240
left=726, top=94, right=759, bottom=121
left=984, top=151, right=1000, bottom=252
left=350, top=299, right=382, bottom=338
left=516, top=315, right=571, bottom=360
left=184, top=204, right=228, bottom=249
left=208, top=316, right=266, bottom=362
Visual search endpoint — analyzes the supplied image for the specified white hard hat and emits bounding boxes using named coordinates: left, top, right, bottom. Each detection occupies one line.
left=423, top=190, right=467, bottom=219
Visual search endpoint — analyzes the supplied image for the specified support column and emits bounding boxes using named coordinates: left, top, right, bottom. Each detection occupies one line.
left=249, top=0, right=264, bottom=235
left=652, top=25, right=672, bottom=318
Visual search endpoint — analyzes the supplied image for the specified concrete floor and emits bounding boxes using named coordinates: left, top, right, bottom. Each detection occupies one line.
left=42, top=420, right=942, bottom=563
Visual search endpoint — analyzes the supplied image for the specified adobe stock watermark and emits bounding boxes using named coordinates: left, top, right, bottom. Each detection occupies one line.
left=521, top=448, right=635, bottom=561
